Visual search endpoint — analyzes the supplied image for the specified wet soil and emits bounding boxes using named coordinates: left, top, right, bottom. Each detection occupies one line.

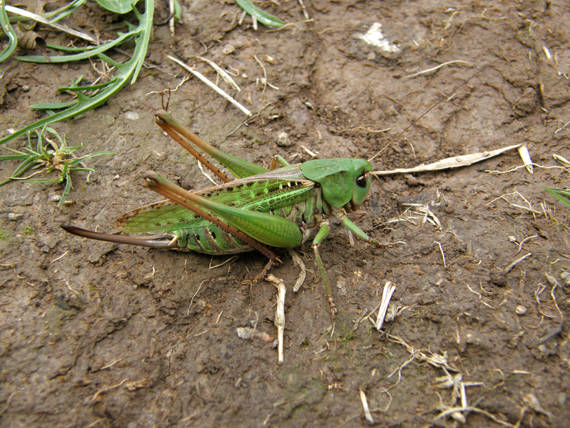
left=1, top=1, right=569, bottom=427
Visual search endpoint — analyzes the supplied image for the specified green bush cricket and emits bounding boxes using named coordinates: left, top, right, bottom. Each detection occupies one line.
left=62, top=112, right=386, bottom=317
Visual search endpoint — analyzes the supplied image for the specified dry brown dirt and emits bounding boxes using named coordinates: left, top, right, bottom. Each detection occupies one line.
left=1, top=1, right=569, bottom=427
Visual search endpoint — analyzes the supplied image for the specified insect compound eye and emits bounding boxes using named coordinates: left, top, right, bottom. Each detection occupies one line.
left=356, top=173, right=367, bottom=188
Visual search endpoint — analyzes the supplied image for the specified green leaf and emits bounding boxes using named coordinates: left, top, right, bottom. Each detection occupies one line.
left=16, top=30, right=135, bottom=63
left=236, top=0, right=284, bottom=27
left=545, top=188, right=570, bottom=209
left=173, top=0, right=182, bottom=21
left=30, top=101, right=79, bottom=111
left=96, top=0, right=139, bottom=14
left=0, top=0, right=18, bottom=63
left=0, top=0, right=154, bottom=145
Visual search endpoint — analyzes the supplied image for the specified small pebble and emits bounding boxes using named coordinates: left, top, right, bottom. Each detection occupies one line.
left=276, top=131, right=292, bottom=147
left=50, top=194, right=61, bottom=202
left=222, top=44, right=235, bottom=55
left=515, top=305, right=527, bottom=315
left=125, top=111, right=139, bottom=121
left=7, top=213, right=23, bottom=221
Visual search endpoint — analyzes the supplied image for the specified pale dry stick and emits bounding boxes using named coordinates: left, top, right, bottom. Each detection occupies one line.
left=145, top=74, right=190, bottom=97
left=518, top=145, right=533, bottom=174
left=168, top=0, right=176, bottom=36
left=0, top=391, right=18, bottom=416
left=98, top=358, right=122, bottom=371
left=5, top=5, right=98, bottom=43
left=300, top=145, right=318, bottom=157
left=186, top=279, right=207, bottom=315
left=197, top=56, right=241, bottom=92
left=534, top=283, right=559, bottom=320
left=357, top=301, right=382, bottom=332
left=435, top=373, right=466, bottom=423
left=434, top=406, right=516, bottom=427
left=209, top=256, right=238, bottom=270
left=254, top=54, right=279, bottom=92
left=197, top=161, right=218, bottom=185
left=546, top=276, right=563, bottom=321
left=489, top=192, right=542, bottom=216
left=168, top=55, right=252, bottom=116
left=423, top=205, right=441, bottom=229
left=385, top=353, right=416, bottom=390
left=89, top=58, right=113, bottom=83
left=504, top=252, right=532, bottom=274
left=297, top=0, right=310, bottom=19
left=552, top=153, right=569, bottom=166
left=434, top=241, right=447, bottom=267
left=466, top=283, right=495, bottom=309
left=65, top=280, right=82, bottom=299
left=289, top=250, right=307, bottom=292
left=513, top=234, right=538, bottom=254
left=514, top=190, right=535, bottom=213
left=375, top=281, right=396, bottom=331
left=89, top=378, right=129, bottom=403
left=485, top=163, right=566, bottom=175
left=535, top=284, right=547, bottom=306
left=266, top=274, right=286, bottom=363
left=401, top=203, right=441, bottom=229
left=192, top=329, right=209, bottom=337
left=539, top=201, right=550, bottom=221
left=554, top=120, right=569, bottom=135
left=359, top=389, right=375, bottom=424
left=238, top=10, right=246, bottom=26
left=403, top=60, right=473, bottom=79
left=372, top=144, right=521, bottom=176
left=85, top=418, right=105, bottom=428
left=388, top=333, right=454, bottom=370
left=50, top=251, right=68, bottom=264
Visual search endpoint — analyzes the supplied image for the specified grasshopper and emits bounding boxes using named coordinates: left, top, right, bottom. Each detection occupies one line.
left=62, top=112, right=385, bottom=317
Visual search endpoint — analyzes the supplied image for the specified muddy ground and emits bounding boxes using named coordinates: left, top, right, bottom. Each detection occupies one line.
left=1, top=1, right=569, bottom=426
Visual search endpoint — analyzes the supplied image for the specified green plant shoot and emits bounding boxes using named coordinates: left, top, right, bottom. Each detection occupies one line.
left=0, top=126, right=112, bottom=205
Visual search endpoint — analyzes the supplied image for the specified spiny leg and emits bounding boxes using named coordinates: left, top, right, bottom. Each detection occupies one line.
left=312, top=221, right=336, bottom=319
left=251, top=256, right=282, bottom=284
left=269, top=155, right=290, bottom=170
left=340, top=214, right=388, bottom=248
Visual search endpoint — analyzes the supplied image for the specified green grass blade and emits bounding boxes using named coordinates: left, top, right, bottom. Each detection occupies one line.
left=0, top=0, right=18, bottom=63
left=30, top=101, right=79, bottom=111
left=58, top=80, right=115, bottom=92
left=59, top=176, right=73, bottom=206
left=16, top=30, right=135, bottom=63
left=236, top=0, right=284, bottom=27
left=45, top=0, right=87, bottom=23
left=545, top=188, right=570, bottom=209
left=129, top=3, right=153, bottom=84
left=69, top=151, right=114, bottom=166
left=0, top=153, right=28, bottom=161
left=96, top=0, right=139, bottom=14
